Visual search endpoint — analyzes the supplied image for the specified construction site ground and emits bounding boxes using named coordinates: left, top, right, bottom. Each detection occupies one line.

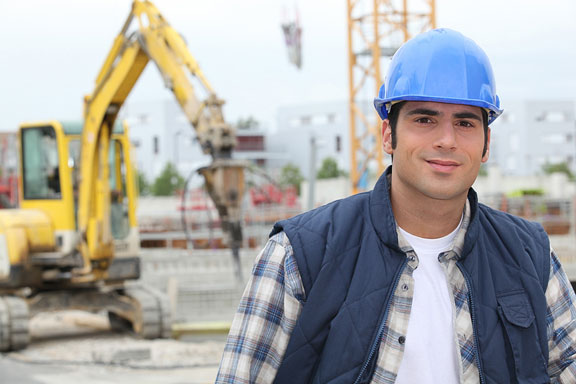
left=1, top=312, right=226, bottom=383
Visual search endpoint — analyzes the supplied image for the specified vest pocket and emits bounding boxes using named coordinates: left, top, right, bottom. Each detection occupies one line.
left=496, top=291, right=548, bottom=382
left=498, top=292, right=535, bottom=328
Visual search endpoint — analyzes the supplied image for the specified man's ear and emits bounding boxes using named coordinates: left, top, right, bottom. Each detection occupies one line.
left=382, top=119, right=393, bottom=155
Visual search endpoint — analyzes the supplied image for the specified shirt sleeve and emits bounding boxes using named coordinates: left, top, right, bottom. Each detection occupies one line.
left=546, top=247, right=576, bottom=382
left=215, top=232, right=306, bottom=384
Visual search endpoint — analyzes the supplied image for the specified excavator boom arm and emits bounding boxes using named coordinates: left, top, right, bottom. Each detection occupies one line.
left=77, top=0, right=243, bottom=278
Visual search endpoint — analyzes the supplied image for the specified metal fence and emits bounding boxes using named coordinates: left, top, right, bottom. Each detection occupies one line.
left=138, top=248, right=258, bottom=323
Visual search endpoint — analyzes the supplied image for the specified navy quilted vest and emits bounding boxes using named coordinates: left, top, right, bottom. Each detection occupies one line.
left=271, top=167, right=550, bottom=384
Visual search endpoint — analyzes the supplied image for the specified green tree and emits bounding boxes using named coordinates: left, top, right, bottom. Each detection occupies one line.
left=542, top=161, right=575, bottom=180
left=237, top=116, right=260, bottom=130
left=478, top=164, right=488, bottom=177
left=137, top=170, right=151, bottom=196
left=317, top=157, right=346, bottom=179
left=279, top=163, right=304, bottom=195
left=151, top=163, right=185, bottom=196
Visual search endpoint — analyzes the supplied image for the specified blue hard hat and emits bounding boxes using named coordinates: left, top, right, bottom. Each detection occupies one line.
left=374, top=28, right=503, bottom=124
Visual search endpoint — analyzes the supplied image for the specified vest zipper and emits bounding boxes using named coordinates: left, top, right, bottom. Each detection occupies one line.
left=456, top=262, right=486, bottom=384
left=353, top=258, right=408, bottom=384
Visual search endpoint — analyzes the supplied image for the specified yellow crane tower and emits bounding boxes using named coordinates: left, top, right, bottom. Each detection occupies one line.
left=347, top=0, right=436, bottom=193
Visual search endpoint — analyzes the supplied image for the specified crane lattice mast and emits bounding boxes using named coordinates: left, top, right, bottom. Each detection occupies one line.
left=347, top=0, right=436, bottom=193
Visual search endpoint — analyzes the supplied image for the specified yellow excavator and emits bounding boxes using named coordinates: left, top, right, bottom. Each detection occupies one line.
left=0, top=0, right=246, bottom=350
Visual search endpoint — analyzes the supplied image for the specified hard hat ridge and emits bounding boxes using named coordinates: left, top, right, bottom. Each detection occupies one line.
left=374, top=28, right=503, bottom=124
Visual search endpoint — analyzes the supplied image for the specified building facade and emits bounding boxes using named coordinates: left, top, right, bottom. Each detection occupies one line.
left=120, top=100, right=271, bottom=184
left=269, top=100, right=357, bottom=179
left=490, top=100, right=576, bottom=176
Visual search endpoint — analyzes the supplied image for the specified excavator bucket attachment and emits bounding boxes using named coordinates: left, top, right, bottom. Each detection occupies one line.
left=198, top=160, right=246, bottom=248
left=198, top=160, right=247, bottom=282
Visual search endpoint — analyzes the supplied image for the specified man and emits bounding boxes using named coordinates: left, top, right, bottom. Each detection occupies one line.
left=216, top=29, right=576, bottom=383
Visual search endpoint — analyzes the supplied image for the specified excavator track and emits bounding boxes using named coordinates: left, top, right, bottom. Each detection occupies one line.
left=25, top=285, right=171, bottom=344
left=0, top=295, right=30, bottom=352
left=121, top=285, right=171, bottom=339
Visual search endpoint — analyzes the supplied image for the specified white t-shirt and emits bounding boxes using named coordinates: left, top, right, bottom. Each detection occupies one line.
left=394, top=222, right=462, bottom=384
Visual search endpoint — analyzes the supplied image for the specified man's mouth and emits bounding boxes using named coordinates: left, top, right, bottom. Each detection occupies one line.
left=426, top=159, right=460, bottom=172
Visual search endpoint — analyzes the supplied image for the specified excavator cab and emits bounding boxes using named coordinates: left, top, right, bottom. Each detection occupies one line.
left=19, top=120, right=139, bottom=261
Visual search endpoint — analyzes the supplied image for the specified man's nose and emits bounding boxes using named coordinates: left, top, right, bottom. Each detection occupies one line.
left=433, top=122, right=457, bottom=150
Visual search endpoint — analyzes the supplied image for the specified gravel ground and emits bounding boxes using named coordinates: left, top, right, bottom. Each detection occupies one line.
left=13, top=311, right=226, bottom=367
left=2, top=311, right=226, bottom=384
left=9, top=334, right=225, bottom=369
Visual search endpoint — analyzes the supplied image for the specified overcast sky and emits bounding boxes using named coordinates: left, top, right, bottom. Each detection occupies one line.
left=1, top=0, right=575, bottom=133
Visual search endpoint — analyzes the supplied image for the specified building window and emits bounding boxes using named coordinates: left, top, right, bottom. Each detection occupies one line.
left=153, top=136, right=159, bottom=155
left=542, top=134, right=568, bottom=144
left=138, top=114, right=149, bottom=124
left=311, top=115, right=328, bottom=125
left=21, top=126, right=61, bottom=199
left=535, top=111, right=567, bottom=123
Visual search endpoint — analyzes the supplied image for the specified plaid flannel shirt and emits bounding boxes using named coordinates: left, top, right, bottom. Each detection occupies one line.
left=216, top=202, right=576, bottom=383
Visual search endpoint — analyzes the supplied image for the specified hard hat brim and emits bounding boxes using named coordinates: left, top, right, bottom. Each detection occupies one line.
left=374, top=95, right=503, bottom=125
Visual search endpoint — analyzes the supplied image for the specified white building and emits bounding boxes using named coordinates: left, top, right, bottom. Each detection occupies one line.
left=120, top=100, right=272, bottom=184
left=120, top=100, right=208, bottom=182
left=270, top=100, right=359, bottom=179
left=490, top=100, right=576, bottom=176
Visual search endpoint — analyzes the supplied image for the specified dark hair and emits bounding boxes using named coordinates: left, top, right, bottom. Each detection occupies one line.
left=387, top=101, right=489, bottom=157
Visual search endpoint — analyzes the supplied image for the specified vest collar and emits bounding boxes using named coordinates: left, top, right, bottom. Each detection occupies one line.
left=462, top=187, right=480, bottom=259
left=369, top=166, right=401, bottom=250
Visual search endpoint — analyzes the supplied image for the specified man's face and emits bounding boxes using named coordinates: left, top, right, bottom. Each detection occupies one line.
left=382, top=101, right=490, bottom=202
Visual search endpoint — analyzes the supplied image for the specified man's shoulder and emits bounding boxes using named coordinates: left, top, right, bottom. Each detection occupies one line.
left=271, top=191, right=375, bottom=247
left=477, top=202, right=546, bottom=237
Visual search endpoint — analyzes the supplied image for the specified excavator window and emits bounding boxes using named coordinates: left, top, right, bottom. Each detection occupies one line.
left=68, top=139, right=81, bottom=229
left=67, top=138, right=130, bottom=239
left=21, top=126, right=61, bottom=200
left=109, top=140, right=130, bottom=239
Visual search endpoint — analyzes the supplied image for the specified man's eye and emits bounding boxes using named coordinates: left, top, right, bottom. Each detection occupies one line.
left=458, top=121, right=474, bottom=128
left=416, top=117, right=432, bottom=124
